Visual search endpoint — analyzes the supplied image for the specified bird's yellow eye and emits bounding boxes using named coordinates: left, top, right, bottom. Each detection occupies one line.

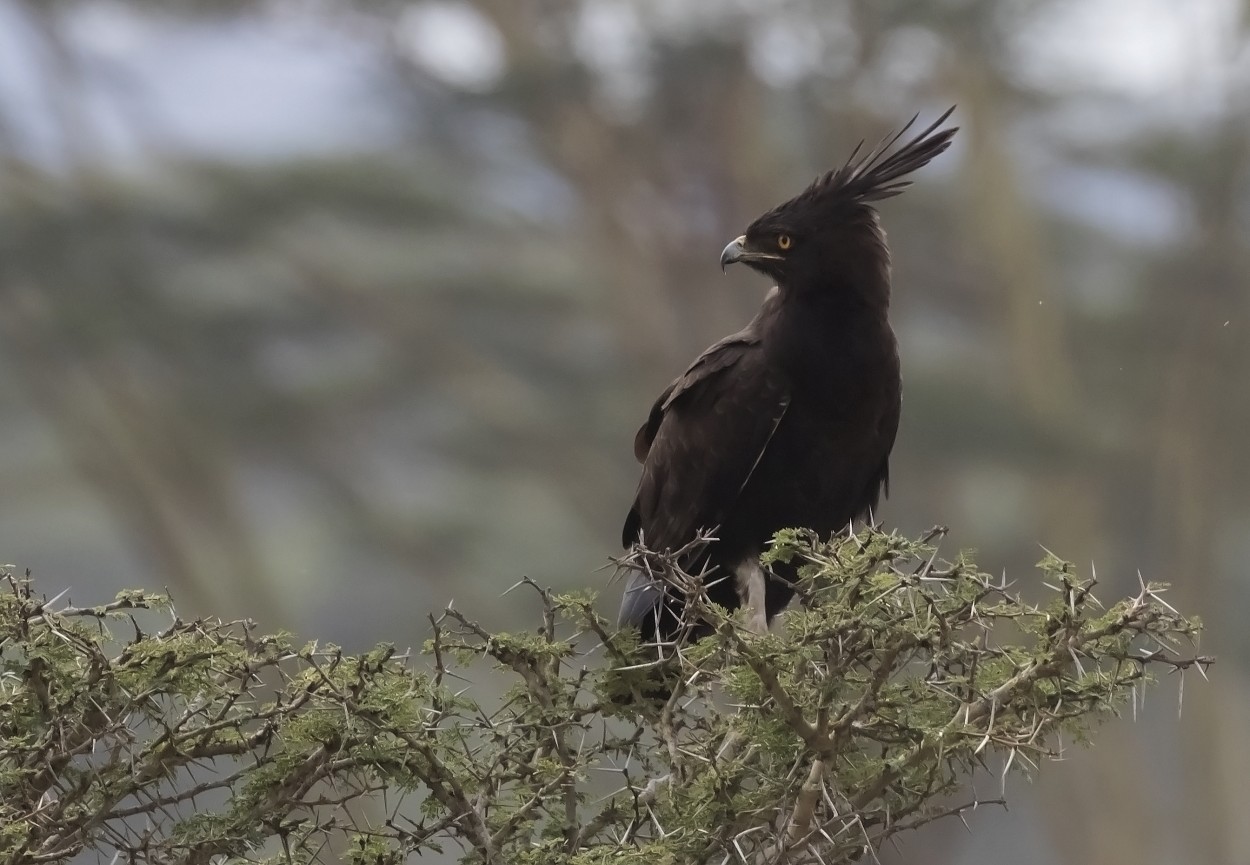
left=777, top=234, right=792, bottom=250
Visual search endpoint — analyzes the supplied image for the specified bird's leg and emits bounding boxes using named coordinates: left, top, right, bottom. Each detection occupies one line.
left=734, top=558, right=769, bottom=635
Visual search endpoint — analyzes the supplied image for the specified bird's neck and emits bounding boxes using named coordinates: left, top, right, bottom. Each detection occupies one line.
left=784, top=209, right=893, bottom=312
left=763, top=276, right=895, bottom=382
left=775, top=254, right=892, bottom=327
left=783, top=275, right=890, bottom=317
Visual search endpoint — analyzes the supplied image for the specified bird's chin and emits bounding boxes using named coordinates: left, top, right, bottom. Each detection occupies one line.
left=741, top=260, right=783, bottom=281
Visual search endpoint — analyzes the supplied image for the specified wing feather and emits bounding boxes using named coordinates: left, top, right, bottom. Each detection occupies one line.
left=630, top=329, right=762, bottom=464
left=619, top=332, right=791, bottom=627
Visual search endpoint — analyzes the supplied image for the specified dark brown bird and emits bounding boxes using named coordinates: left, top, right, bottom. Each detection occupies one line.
left=619, top=109, right=957, bottom=646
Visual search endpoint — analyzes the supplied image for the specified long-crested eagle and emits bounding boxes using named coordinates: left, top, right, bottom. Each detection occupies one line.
left=619, top=109, right=957, bottom=646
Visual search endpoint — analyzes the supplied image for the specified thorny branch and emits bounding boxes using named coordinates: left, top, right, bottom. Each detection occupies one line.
left=0, top=528, right=1211, bottom=864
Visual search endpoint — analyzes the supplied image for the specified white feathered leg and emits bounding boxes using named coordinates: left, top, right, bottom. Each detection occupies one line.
left=735, top=557, right=769, bottom=635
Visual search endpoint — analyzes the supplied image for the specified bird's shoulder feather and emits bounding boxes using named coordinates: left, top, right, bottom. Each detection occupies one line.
left=622, top=328, right=791, bottom=552
left=632, top=328, right=763, bottom=463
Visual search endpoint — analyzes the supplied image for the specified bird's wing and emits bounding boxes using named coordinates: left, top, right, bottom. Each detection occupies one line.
left=631, top=330, right=756, bottom=463
left=619, top=333, right=790, bottom=627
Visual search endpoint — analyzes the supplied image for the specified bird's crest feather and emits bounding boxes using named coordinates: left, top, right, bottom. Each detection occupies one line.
left=759, top=106, right=958, bottom=223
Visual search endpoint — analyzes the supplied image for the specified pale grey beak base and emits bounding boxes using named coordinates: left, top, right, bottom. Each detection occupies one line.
left=720, top=235, right=747, bottom=271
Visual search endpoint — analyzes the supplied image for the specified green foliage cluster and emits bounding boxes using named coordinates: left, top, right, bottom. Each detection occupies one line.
left=0, top=529, right=1208, bottom=864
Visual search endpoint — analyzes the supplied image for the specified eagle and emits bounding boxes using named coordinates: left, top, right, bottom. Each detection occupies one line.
left=619, top=109, right=957, bottom=647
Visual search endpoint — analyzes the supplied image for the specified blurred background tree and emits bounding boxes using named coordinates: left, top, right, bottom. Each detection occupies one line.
left=0, top=1, right=1244, bottom=863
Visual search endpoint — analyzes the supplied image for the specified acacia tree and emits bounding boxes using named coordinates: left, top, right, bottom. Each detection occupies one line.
left=0, top=527, right=1209, bottom=864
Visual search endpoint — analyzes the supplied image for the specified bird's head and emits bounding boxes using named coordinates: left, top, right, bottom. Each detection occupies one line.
left=718, top=204, right=835, bottom=285
left=720, top=109, right=958, bottom=298
left=718, top=223, right=796, bottom=282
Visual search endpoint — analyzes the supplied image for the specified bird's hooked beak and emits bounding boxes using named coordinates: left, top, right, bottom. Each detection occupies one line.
left=720, top=234, right=782, bottom=272
left=720, top=235, right=747, bottom=271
